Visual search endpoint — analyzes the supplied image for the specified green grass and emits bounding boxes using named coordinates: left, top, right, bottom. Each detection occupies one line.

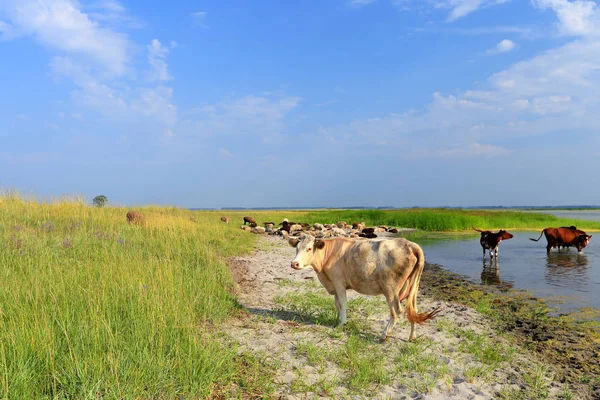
left=301, top=208, right=600, bottom=232
left=0, top=192, right=288, bottom=398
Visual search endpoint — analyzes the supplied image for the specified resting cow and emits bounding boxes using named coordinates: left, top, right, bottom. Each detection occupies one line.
left=530, top=227, right=592, bottom=253
left=472, top=227, right=514, bottom=259
left=289, top=236, right=440, bottom=341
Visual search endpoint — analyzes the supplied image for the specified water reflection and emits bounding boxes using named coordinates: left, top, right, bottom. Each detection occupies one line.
left=480, top=259, right=514, bottom=289
left=546, top=252, right=589, bottom=268
left=545, top=253, right=590, bottom=290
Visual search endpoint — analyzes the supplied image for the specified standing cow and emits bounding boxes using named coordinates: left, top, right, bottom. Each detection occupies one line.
left=220, top=216, right=229, bottom=223
left=243, top=216, right=257, bottom=227
left=530, top=227, right=592, bottom=253
left=289, top=236, right=441, bottom=341
left=472, top=227, right=514, bottom=259
left=126, top=210, right=145, bottom=225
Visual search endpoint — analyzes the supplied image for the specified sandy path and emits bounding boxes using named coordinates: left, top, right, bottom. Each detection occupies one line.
left=226, top=235, right=562, bottom=399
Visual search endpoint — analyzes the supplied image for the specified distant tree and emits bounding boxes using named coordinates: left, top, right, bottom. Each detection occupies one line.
left=93, top=195, right=108, bottom=207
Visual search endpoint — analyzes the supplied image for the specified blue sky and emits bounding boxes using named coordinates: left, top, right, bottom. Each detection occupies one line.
left=1, top=0, right=599, bottom=208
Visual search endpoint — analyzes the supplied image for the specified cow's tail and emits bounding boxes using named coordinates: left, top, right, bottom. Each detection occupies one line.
left=405, top=246, right=442, bottom=325
left=472, top=226, right=484, bottom=233
left=529, top=229, right=545, bottom=242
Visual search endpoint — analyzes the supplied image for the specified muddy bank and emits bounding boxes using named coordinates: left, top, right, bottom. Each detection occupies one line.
left=224, top=236, right=595, bottom=399
left=420, top=263, right=600, bottom=399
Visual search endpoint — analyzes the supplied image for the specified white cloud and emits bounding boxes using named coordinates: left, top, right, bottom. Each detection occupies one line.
left=219, top=148, right=233, bottom=157
left=85, top=0, right=142, bottom=28
left=0, top=0, right=131, bottom=77
left=348, top=0, right=377, bottom=7
left=532, top=0, right=598, bottom=36
left=182, top=94, right=301, bottom=141
left=412, top=142, right=511, bottom=158
left=147, top=39, right=171, bottom=81
left=191, top=11, right=207, bottom=28
left=414, top=0, right=512, bottom=21
left=487, top=39, right=516, bottom=54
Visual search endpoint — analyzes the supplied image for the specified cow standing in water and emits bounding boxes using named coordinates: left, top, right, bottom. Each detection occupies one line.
left=530, top=227, right=592, bottom=253
left=289, top=236, right=441, bottom=341
left=472, top=227, right=514, bottom=260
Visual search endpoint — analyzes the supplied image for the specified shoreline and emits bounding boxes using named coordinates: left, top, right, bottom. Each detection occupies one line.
left=224, top=235, right=600, bottom=399
left=420, top=262, right=600, bottom=398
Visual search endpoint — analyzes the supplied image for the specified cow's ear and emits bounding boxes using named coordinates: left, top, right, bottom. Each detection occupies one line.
left=288, top=238, right=300, bottom=248
left=315, top=240, right=326, bottom=250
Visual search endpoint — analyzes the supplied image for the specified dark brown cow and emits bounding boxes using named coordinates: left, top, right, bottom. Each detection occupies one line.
left=472, top=227, right=514, bottom=259
left=358, top=232, right=377, bottom=239
left=530, top=227, right=592, bottom=253
left=126, top=210, right=145, bottom=225
left=243, top=216, right=257, bottom=227
left=361, top=227, right=375, bottom=235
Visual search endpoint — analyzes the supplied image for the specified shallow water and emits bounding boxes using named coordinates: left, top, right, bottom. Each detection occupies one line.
left=419, top=230, right=599, bottom=315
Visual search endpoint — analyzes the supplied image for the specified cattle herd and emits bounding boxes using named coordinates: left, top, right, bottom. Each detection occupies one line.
left=224, top=215, right=594, bottom=341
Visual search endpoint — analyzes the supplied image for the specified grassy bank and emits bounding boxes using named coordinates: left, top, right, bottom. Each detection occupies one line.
left=0, top=193, right=285, bottom=398
left=301, top=208, right=600, bottom=232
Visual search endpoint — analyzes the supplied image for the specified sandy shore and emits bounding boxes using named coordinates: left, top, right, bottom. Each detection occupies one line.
left=223, top=235, right=581, bottom=399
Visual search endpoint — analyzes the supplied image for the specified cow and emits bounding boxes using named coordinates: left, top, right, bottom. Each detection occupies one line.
left=387, top=228, right=399, bottom=234
left=243, top=216, right=257, bottom=227
left=289, top=236, right=441, bottom=341
left=220, top=216, right=229, bottom=224
left=358, top=232, right=377, bottom=239
left=361, top=227, right=375, bottom=235
left=473, top=227, right=514, bottom=259
left=530, top=227, right=592, bottom=253
left=126, top=210, right=145, bottom=226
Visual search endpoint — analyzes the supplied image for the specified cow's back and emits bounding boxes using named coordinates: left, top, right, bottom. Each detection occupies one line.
left=340, top=238, right=421, bottom=295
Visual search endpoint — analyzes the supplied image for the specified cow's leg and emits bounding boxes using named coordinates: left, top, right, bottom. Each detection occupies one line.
left=494, top=246, right=499, bottom=259
left=381, top=294, right=401, bottom=341
left=334, top=293, right=343, bottom=324
left=482, top=247, right=486, bottom=258
left=333, top=285, right=347, bottom=326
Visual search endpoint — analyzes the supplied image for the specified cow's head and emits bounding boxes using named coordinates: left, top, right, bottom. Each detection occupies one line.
left=576, top=234, right=592, bottom=252
left=498, top=230, right=514, bottom=240
left=289, top=236, right=325, bottom=270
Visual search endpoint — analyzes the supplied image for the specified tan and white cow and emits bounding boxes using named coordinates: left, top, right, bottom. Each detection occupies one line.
left=289, top=236, right=440, bottom=341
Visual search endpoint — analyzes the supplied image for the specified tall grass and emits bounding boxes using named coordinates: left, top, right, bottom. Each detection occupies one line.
left=301, top=209, right=600, bottom=232
left=0, top=193, right=278, bottom=398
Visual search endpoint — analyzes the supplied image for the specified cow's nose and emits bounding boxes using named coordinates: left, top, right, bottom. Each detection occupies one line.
left=291, top=261, right=300, bottom=269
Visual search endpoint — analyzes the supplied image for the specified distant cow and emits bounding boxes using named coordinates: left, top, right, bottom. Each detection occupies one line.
left=473, top=227, right=514, bottom=259
left=220, top=216, right=229, bottom=223
left=243, top=216, right=257, bottom=227
left=387, top=228, right=399, bottom=234
left=530, top=227, right=592, bottom=253
left=289, top=236, right=441, bottom=341
left=358, top=232, right=377, bottom=239
left=361, top=227, right=375, bottom=235
left=126, top=210, right=145, bottom=225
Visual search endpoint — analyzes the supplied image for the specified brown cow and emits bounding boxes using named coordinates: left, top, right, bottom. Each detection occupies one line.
left=126, top=210, right=145, bottom=225
left=243, top=216, right=257, bottom=227
left=473, top=227, right=514, bottom=259
left=220, top=216, right=229, bottom=223
left=289, top=236, right=441, bottom=341
left=530, top=227, right=592, bottom=253
left=361, top=227, right=375, bottom=235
